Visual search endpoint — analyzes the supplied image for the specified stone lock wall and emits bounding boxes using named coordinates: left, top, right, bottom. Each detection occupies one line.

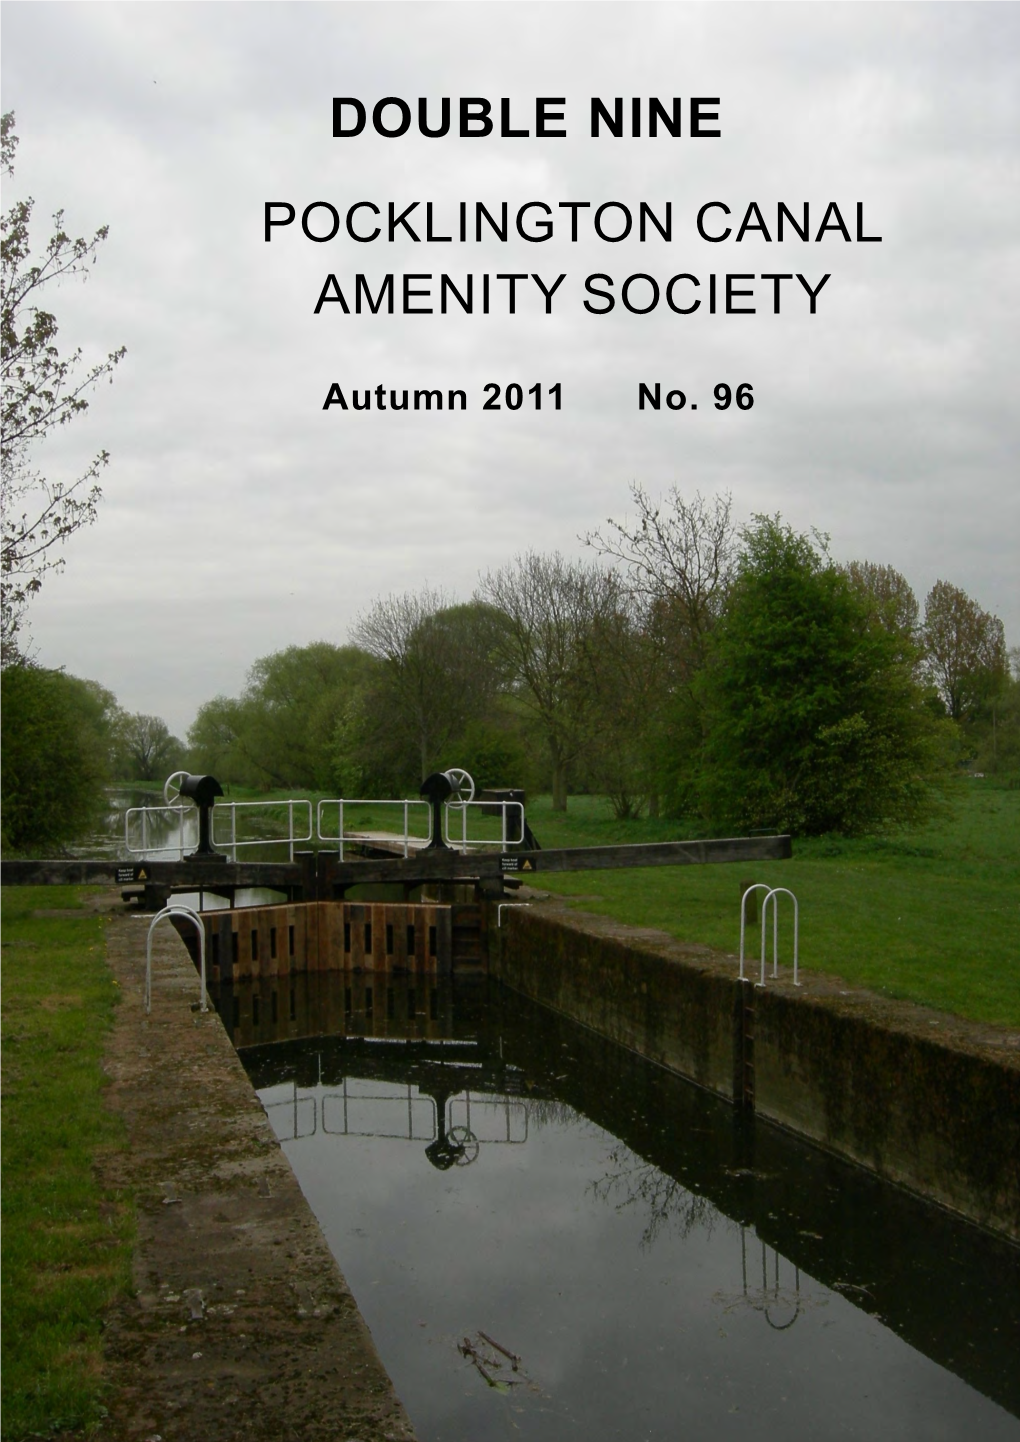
left=492, top=906, right=1020, bottom=1241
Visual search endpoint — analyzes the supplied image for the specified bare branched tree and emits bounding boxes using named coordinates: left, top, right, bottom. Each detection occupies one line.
left=477, top=552, right=626, bottom=810
left=590, top=1145, right=715, bottom=1250
left=584, top=485, right=736, bottom=669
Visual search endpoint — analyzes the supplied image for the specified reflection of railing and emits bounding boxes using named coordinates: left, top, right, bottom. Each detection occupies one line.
left=448, top=1091, right=528, bottom=1144
left=316, top=799, right=433, bottom=860
left=324, top=1079, right=437, bottom=1140
left=740, top=1226, right=802, bottom=1330
left=442, top=800, right=525, bottom=853
left=262, top=1084, right=318, bottom=1140
left=257, top=1076, right=530, bottom=1156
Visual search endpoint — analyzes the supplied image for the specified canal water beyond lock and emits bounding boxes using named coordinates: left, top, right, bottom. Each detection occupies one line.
left=221, top=973, right=1020, bottom=1442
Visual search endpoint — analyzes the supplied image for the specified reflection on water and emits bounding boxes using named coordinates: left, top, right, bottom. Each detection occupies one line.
left=234, top=976, right=1020, bottom=1442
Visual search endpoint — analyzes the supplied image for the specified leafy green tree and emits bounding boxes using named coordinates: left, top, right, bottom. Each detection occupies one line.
left=922, top=580, right=1008, bottom=724
left=1, top=664, right=116, bottom=851
left=187, top=643, right=376, bottom=790
left=1, top=112, right=125, bottom=659
left=697, top=517, right=953, bottom=836
left=186, top=694, right=252, bottom=785
left=842, top=561, right=921, bottom=665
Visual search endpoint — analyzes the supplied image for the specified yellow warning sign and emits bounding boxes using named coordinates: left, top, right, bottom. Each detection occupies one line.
left=138, top=867, right=149, bottom=881
left=521, top=860, right=533, bottom=871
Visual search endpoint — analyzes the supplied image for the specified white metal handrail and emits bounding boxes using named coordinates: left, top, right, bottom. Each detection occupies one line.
left=127, top=798, right=312, bottom=860
left=145, top=903, right=207, bottom=1013
left=442, top=799, right=525, bottom=852
left=759, top=887, right=800, bottom=988
left=316, top=798, right=433, bottom=859
left=212, top=799, right=313, bottom=862
left=125, top=804, right=193, bottom=859
left=738, top=884, right=775, bottom=983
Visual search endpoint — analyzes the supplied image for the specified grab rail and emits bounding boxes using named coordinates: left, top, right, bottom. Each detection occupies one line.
left=738, top=885, right=801, bottom=987
left=760, top=887, right=800, bottom=987
left=145, top=903, right=207, bottom=1013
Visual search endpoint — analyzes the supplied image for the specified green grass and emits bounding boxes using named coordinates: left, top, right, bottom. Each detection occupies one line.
left=524, top=781, right=1020, bottom=1029
left=1, top=888, right=133, bottom=1441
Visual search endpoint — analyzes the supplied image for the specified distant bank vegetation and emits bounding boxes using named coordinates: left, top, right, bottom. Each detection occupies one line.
left=2, top=490, right=1016, bottom=853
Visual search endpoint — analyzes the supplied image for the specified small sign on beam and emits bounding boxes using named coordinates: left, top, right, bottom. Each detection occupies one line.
left=501, top=856, right=537, bottom=873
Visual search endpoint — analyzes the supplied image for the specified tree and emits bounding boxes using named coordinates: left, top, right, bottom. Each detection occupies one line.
left=697, top=517, right=953, bottom=836
left=477, top=552, right=626, bottom=810
left=1, top=112, right=126, bottom=658
left=112, top=713, right=184, bottom=782
left=842, top=561, right=921, bottom=663
left=586, top=487, right=737, bottom=814
left=0, top=664, right=116, bottom=852
left=351, top=591, right=505, bottom=786
left=187, top=643, right=377, bottom=790
left=922, top=580, right=1008, bottom=723
left=187, top=694, right=254, bottom=785
left=584, top=485, right=736, bottom=665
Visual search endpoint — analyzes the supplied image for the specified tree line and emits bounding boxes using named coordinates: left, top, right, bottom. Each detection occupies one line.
left=3, top=496, right=1014, bottom=857
left=182, top=486, right=1015, bottom=837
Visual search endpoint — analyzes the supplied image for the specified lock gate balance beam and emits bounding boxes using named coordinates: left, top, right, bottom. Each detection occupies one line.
left=1, top=833, right=792, bottom=902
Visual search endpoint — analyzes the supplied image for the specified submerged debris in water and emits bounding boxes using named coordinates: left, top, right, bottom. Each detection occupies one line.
left=459, top=1332, right=523, bottom=1391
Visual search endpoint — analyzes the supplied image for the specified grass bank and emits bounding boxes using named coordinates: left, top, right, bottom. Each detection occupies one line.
left=1, top=887, right=133, bottom=1441
left=523, top=778, right=1020, bottom=1029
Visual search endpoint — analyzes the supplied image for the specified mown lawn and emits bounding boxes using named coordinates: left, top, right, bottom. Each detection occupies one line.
left=1, top=887, right=133, bottom=1441
left=523, top=780, right=1020, bottom=1028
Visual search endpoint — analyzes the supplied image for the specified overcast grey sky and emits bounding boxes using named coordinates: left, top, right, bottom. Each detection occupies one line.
left=3, top=1, right=1017, bottom=737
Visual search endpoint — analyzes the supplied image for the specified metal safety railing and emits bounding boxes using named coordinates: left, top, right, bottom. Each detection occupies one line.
left=443, top=799, right=525, bottom=852
left=738, top=885, right=801, bottom=987
left=125, top=803, right=194, bottom=859
left=126, top=798, right=313, bottom=861
left=212, top=799, right=313, bottom=862
left=145, top=903, right=207, bottom=1013
left=315, top=798, right=433, bottom=859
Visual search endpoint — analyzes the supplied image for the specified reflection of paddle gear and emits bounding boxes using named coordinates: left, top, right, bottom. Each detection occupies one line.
left=425, top=1134, right=463, bottom=1170
left=424, top=1088, right=480, bottom=1169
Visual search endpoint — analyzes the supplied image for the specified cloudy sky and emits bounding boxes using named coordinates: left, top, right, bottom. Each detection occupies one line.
left=3, top=2, right=1017, bottom=737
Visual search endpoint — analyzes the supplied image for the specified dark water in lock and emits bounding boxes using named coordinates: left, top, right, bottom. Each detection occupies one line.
left=230, top=973, right=1020, bottom=1442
